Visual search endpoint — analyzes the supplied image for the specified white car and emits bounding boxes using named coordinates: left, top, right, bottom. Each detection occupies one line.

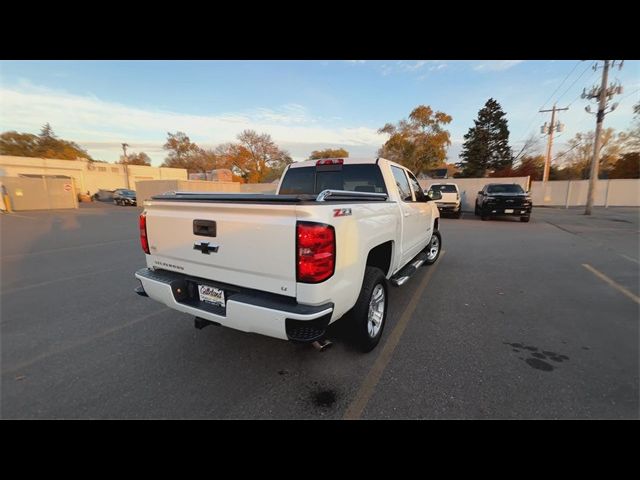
left=134, top=157, right=442, bottom=352
left=427, top=183, right=462, bottom=218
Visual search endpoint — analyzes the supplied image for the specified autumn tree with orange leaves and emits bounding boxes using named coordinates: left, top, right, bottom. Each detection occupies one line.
left=216, top=130, right=292, bottom=183
left=377, top=105, right=452, bottom=177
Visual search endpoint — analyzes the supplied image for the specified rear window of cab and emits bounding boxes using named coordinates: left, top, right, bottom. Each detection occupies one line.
left=279, top=165, right=387, bottom=195
left=430, top=184, right=458, bottom=193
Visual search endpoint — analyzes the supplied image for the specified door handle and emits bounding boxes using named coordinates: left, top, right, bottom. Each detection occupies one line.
left=404, top=212, right=410, bottom=217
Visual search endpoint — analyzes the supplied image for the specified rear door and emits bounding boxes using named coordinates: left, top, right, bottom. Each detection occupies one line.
left=405, top=170, right=433, bottom=249
left=390, top=166, right=423, bottom=264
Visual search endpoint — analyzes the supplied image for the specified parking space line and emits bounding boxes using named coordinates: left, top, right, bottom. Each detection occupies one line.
left=619, top=254, right=639, bottom=264
left=582, top=263, right=640, bottom=305
left=1, top=308, right=169, bottom=376
left=343, top=251, right=445, bottom=420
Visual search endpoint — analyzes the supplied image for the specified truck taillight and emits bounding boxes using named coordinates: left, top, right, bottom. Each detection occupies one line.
left=297, top=222, right=335, bottom=283
left=139, top=212, right=150, bottom=254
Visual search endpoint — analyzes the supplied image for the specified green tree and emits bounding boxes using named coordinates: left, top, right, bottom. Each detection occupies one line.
left=0, top=124, right=93, bottom=160
left=161, top=131, right=200, bottom=169
left=625, top=100, right=640, bottom=153
left=609, top=152, right=640, bottom=179
left=308, top=148, right=349, bottom=160
left=0, top=131, right=40, bottom=156
left=119, top=152, right=152, bottom=166
left=457, top=98, right=513, bottom=177
left=161, top=132, right=217, bottom=173
left=559, top=128, right=623, bottom=179
left=378, top=105, right=452, bottom=177
left=513, top=155, right=545, bottom=180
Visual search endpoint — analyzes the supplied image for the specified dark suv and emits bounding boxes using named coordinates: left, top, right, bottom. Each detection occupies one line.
left=475, top=183, right=532, bottom=222
left=113, top=189, right=137, bottom=206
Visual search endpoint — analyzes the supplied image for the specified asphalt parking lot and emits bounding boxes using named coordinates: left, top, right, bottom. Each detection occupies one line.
left=1, top=203, right=638, bottom=419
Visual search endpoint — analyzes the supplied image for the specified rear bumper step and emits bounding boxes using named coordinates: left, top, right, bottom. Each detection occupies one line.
left=134, top=268, right=334, bottom=341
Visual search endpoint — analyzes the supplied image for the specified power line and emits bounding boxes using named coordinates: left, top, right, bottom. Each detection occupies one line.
left=554, top=139, right=584, bottom=162
left=566, top=69, right=600, bottom=107
left=513, top=61, right=584, bottom=155
left=539, top=60, right=582, bottom=110
left=617, top=88, right=639, bottom=104
left=556, top=62, right=596, bottom=105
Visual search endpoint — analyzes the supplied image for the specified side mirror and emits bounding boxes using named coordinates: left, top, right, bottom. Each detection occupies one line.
left=428, top=190, right=442, bottom=201
left=478, top=191, right=483, bottom=195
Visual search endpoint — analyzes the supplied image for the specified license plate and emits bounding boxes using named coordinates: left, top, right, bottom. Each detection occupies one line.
left=198, top=285, right=225, bottom=307
left=504, top=209, right=514, bottom=214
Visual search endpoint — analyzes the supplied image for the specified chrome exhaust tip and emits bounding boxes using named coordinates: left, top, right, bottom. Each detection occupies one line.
left=312, top=339, right=333, bottom=352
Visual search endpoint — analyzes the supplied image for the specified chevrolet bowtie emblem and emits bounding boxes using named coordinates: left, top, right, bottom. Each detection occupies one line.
left=193, top=241, right=219, bottom=254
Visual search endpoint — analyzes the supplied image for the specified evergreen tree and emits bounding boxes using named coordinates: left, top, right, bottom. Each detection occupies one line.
left=457, top=98, right=513, bottom=177
left=39, top=123, right=56, bottom=139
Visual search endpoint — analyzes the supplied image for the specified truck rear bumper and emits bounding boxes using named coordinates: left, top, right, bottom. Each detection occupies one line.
left=135, top=268, right=334, bottom=341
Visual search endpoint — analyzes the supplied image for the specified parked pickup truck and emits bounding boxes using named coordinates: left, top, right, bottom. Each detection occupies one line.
left=474, top=183, right=532, bottom=222
left=134, top=157, right=443, bottom=352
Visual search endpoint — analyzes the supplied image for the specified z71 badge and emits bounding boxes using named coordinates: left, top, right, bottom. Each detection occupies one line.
left=333, top=208, right=352, bottom=217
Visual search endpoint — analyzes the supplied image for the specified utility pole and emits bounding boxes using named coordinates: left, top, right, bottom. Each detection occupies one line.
left=539, top=104, right=568, bottom=182
left=583, top=60, right=624, bottom=215
left=121, top=143, right=131, bottom=189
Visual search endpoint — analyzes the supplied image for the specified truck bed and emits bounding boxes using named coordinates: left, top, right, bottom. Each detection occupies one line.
left=151, top=190, right=389, bottom=203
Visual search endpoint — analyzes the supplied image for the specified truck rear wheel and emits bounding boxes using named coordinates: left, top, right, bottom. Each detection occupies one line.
left=351, top=267, right=388, bottom=353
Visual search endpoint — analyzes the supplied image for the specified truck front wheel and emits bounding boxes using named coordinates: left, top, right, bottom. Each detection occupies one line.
left=351, top=267, right=388, bottom=353
left=424, top=230, right=441, bottom=265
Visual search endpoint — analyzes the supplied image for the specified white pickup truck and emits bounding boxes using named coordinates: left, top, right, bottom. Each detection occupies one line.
left=134, top=157, right=442, bottom=352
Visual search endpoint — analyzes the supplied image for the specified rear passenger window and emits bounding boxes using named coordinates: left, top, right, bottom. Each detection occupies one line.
left=391, top=166, right=413, bottom=202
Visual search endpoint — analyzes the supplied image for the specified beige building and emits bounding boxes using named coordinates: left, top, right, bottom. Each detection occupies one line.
left=0, top=156, right=188, bottom=195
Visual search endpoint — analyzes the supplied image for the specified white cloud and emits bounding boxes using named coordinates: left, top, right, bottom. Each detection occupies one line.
left=473, top=60, right=523, bottom=72
left=377, top=61, right=452, bottom=78
left=402, top=60, right=428, bottom=71
left=0, top=83, right=386, bottom=163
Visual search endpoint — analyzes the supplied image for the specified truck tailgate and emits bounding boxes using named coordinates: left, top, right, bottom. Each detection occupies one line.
left=145, top=201, right=297, bottom=297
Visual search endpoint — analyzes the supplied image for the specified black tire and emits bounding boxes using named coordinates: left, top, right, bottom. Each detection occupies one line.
left=481, top=211, right=489, bottom=221
left=350, top=267, right=388, bottom=353
left=520, top=216, right=530, bottom=223
left=456, top=209, right=462, bottom=219
left=424, top=229, right=442, bottom=265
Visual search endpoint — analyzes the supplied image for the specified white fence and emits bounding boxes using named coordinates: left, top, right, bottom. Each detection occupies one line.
left=530, top=179, right=640, bottom=207
left=240, top=183, right=278, bottom=194
left=420, top=177, right=530, bottom=211
left=136, top=179, right=240, bottom=203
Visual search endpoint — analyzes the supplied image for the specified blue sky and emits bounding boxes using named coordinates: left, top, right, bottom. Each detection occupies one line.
left=1, top=60, right=638, bottom=166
